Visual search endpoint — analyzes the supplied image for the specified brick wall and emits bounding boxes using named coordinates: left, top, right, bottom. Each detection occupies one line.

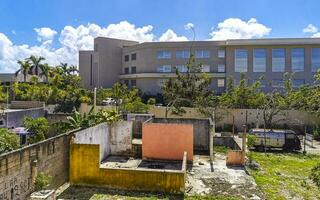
left=0, top=133, right=72, bottom=200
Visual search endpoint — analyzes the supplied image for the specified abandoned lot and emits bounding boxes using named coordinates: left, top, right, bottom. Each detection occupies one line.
left=57, top=151, right=320, bottom=200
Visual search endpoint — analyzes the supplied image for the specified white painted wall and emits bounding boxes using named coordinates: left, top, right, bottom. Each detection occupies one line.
left=73, top=121, right=133, bottom=161
left=73, top=123, right=110, bottom=162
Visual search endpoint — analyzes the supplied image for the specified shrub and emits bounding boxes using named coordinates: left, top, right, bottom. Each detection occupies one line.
left=23, top=117, right=49, bottom=144
left=34, top=172, right=52, bottom=191
left=147, top=98, right=156, bottom=105
left=313, top=126, right=320, bottom=140
left=310, top=162, right=320, bottom=189
left=0, top=129, right=20, bottom=154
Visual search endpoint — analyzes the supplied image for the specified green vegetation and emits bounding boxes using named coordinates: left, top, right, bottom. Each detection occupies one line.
left=34, top=172, right=52, bottom=191
left=249, top=152, right=320, bottom=200
left=0, top=128, right=20, bottom=154
left=23, top=117, right=49, bottom=144
left=213, top=146, right=230, bottom=155
left=310, top=162, right=320, bottom=189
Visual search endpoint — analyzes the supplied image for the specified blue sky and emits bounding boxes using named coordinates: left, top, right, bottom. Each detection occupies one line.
left=0, top=0, right=320, bottom=72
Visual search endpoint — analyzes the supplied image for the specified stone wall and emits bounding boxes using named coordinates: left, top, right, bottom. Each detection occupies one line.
left=0, top=133, right=72, bottom=200
left=10, top=101, right=44, bottom=109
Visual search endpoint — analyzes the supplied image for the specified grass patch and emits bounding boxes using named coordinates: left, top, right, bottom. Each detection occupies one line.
left=249, top=152, right=320, bottom=200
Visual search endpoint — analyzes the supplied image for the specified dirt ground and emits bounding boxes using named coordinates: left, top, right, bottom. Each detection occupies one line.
left=185, top=154, right=264, bottom=200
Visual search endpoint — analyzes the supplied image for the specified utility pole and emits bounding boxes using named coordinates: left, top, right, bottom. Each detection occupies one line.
left=93, top=87, right=97, bottom=114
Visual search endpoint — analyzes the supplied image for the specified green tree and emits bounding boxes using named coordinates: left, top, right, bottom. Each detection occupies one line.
left=162, top=54, right=212, bottom=118
left=28, top=55, right=45, bottom=76
left=15, top=59, right=32, bottom=82
left=0, top=129, right=20, bottom=154
left=219, top=74, right=266, bottom=109
left=23, top=117, right=49, bottom=144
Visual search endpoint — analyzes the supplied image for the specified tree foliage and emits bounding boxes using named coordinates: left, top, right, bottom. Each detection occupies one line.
left=23, top=117, right=49, bottom=144
left=0, top=129, right=20, bottom=154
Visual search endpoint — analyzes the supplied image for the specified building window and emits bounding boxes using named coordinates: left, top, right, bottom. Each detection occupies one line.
left=157, top=51, right=171, bottom=59
left=218, top=79, right=225, bottom=87
left=176, top=50, right=190, bottom=59
left=131, top=66, right=136, bottom=74
left=176, top=65, right=188, bottom=73
left=235, top=49, right=248, bottom=72
left=254, top=79, right=267, bottom=88
left=272, top=48, right=285, bottom=72
left=124, top=55, right=129, bottom=62
left=131, top=80, right=136, bottom=87
left=312, top=48, right=320, bottom=72
left=201, top=65, right=210, bottom=73
left=218, top=49, right=225, bottom=58
left=272, top=79, right=284, bottom=88
left=131, top=53, right=137, bottom=61
left=291, top=48, right=304, bottom=72
left=292, top=79, right=305, bottom=88
left=157, top=65, right=171, bottom=73
left=124, top=67, right=129, bottom=74
left=124, top=80, right=129, bottom=87
left=218, top=64, right=225, bottom=73
left=253, top=48, right=267, bottom=72
left=195, top=50, right=210, bottom=58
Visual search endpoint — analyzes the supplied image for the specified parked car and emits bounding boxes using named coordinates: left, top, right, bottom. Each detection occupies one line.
left=102, top=98, right=115, bottom=106
left=248, top=129, right=301, bottom=151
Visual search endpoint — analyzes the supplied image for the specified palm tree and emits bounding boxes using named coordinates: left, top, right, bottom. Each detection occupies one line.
left=39, top=63, right=51, bottom=83
left=69, top=65, right=79, bottom=75
left=15, top=60, right=31, bottom=82
left=28, top=55, right=45, bottom=76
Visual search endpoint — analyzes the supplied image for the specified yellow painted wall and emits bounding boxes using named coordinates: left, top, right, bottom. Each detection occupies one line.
left=70, top=143, right=186, bottom=193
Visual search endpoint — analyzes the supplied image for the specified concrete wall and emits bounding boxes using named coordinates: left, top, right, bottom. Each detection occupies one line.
left=213, top=136, right=241, bottom=150
left=109, top=121, right=132, bottom=155
left=0, top=133, right=72, bottom=200
left=70, top=143, right=186, bottom=193
left=73, top=122, right=132, bottom=160
left=10, top=101, right=44, bottom=109
left=142, top=123, right=193, bottom=161
left=4, top=108, right=45, bottom=128
left=74, top=123, right=110, bottom=162
left=153, top=118, right=210, bottom=152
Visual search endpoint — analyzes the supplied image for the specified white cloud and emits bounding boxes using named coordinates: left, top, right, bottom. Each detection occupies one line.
left=184, top=23, right=194, bottom=30
left=210, top=18, right=271, bottom=40
left=159, top=29, right=188, bottom=42
left=303, top=24, right=318, bottom=33
left=34, top=27, right=57, bottom=43
left=0, top=21, right=159, bottom=73
left=311, top=32, right=320, bottom=38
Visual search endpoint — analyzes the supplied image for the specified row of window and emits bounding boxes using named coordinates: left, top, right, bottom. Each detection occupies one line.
left=157, top=78, right=226, bottom=88
left=235, top=79, right=306, bottom=88
left=124, top=79, right=136, bottom=87
left=235, top=48, right=320, bottom=73
left=157, top=64, right=225, bottom=73
left=124, top=53, right=137, bottom=62
left=157, top=49, right=225, bottom=59
left=124, top=66, right=136, bottom=74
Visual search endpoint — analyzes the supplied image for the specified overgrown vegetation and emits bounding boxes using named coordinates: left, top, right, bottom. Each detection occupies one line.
left=0, top=128, right=20, bottom=154
left=23, top=117, right=49, bottom=144
left=249, top=152, right=320, bottom=200
left=310, top=162, right=320, bottom=189
left=34, top=172, right=52, bottom=191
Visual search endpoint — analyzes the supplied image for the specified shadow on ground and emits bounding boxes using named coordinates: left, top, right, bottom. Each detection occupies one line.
left=57, top=186, right=184, bottom=200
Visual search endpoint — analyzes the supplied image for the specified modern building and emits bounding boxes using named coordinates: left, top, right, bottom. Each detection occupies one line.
left=79, top=37, right=320, bottom=94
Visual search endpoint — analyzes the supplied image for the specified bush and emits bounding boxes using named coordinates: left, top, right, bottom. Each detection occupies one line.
left=34, top=172, right=52, bottom=191
left=310, top=162, right=320, bottom=189
left=147, top=98, right=156, bottom=105
left=23, top=117, right=49, bottom=144
left=0, top=129, right=20, bottom=154
left=313, top=126, right=320, bottom=140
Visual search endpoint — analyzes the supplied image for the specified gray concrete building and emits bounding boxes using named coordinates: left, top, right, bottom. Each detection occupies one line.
left=79, top=37, right=320, bottom=94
